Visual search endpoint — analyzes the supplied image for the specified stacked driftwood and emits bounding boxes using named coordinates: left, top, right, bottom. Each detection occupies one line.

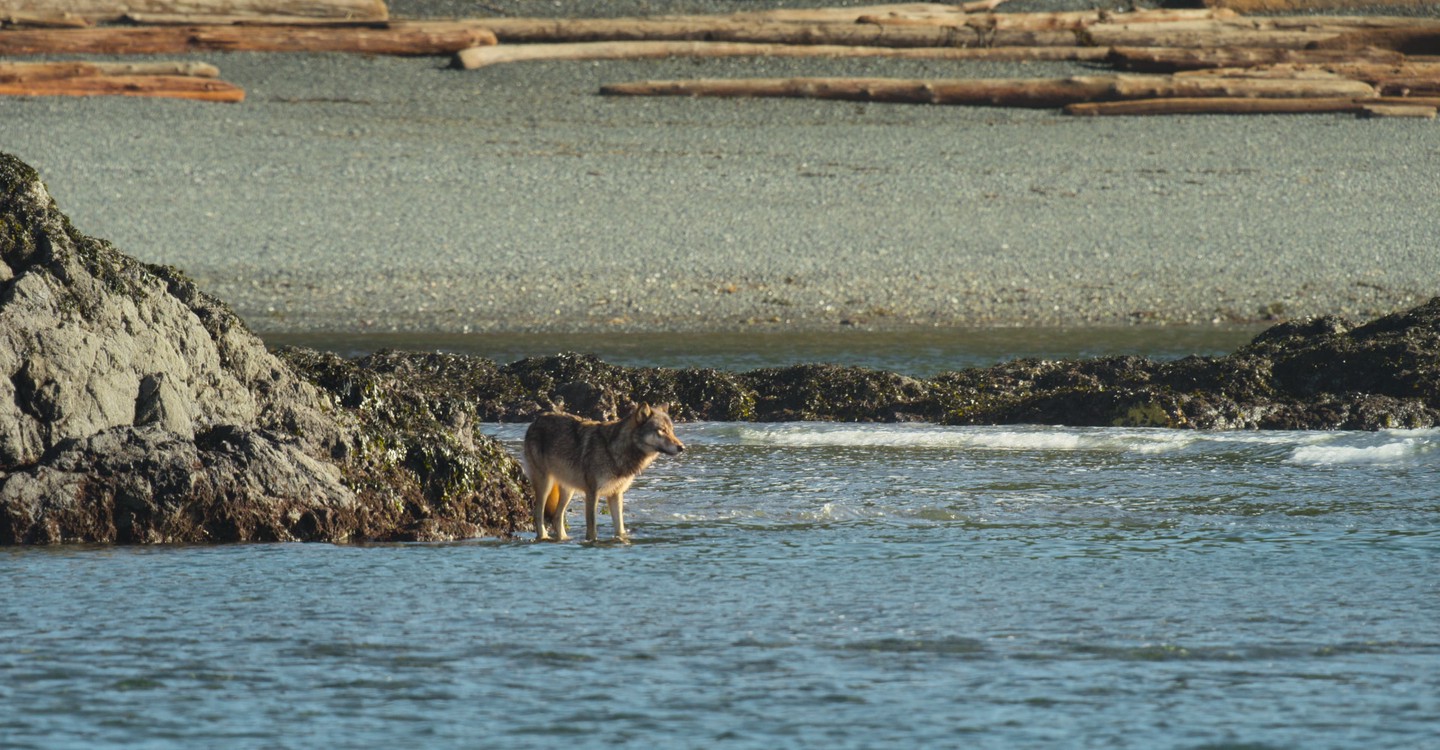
left=1, top=1, right=1437, bottom=116
left=443, top=3, right=1440, bottom=118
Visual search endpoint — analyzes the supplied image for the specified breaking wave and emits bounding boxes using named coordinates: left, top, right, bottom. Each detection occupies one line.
left=1286, top=431, right=1438, bottom=466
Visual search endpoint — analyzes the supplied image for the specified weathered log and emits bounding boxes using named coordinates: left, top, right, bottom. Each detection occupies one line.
left=1083, top=20, right=1346, bottom=50
left=0, top=1, right=387, bottom=21
left=1358, top=102, right=1437, bottom=117
left=120, top=12, right=390, bottom=25
left=0, top=60, right=219, bottom=82
left=599, top=74, right=1376, bottom=108
left=0, top=22, right=495, bottom=56
left=1065, top=95, right=1440, bottom=116
left=466, top=17, right=1075, bottom=48
left=2, top=11, right=89, bottom=28
left=0, top=74, right=243, bottom=102
left=860, top=8, right=1238, bottom=30
left=1309, top=27, right=1440, bottom=55
left=1065, top=97, right=1366, bottom=116
left=1173, top=61, right=1440, bottom=86
left=1204, top=0, right=1437, bottom=12
left=456, top=40, right=1106, bottom=70
left=1107, top=45, right=1407, bottom=72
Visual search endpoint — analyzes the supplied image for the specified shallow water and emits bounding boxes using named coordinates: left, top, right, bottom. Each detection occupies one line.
left=4, top=423, right=1437, bottom=749
left=263, top=326, right=1262, bottom=376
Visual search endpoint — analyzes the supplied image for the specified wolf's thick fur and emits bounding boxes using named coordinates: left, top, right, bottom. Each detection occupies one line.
left=523, top=403, right=684, bottom=542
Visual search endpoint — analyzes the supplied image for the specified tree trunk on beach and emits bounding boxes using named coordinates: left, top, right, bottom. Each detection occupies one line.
left=0, top=22, right=494, bottom=56
left=0, top=60, right=219, bottom=82
left=0, top=0, right=388, bottom=21
left=455, top=40, right=1105, bottom=70
left=1106, top=45, right=1408, bottom=72
left=0, top=74, right=244, bottom=102
left=599, top=74, right=1377, bottom=108
left=470, top=17, right=1074, bottom=48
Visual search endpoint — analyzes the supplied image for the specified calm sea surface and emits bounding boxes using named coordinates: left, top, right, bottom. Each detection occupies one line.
left=4, top=333, right=1438, bottom=749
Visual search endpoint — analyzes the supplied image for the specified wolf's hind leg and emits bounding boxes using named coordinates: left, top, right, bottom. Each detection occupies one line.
left=532, top=477, right=557, bottom=541
left=584, top=493, right=600, bottom=542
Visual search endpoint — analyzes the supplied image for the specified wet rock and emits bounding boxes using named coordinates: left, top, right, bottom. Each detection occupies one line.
left=0, top=153, right=527, bottom=545
left=287, top=300, right=1440, bottom=432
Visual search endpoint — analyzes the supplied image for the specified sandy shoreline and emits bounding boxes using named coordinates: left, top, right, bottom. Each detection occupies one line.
left=5, top=0, right=1438, bottom=334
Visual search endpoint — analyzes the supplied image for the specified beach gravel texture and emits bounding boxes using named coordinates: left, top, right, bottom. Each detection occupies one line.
left=3, top=0, right=1437, bottom=334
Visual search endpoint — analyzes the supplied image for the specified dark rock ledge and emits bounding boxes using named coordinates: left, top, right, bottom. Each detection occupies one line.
left=3, top=151, right=1438, bottom=545
left=280, top=299, right=1440, bottom=432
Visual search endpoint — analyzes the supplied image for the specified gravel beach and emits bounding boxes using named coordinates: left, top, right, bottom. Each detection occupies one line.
left=4, top=1, right=1437, bottom=334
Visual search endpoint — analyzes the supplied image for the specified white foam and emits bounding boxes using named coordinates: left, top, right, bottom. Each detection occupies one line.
left=724, top=424, right=1195, bottom=455
left=1286, top=436, right=1431, bottom=466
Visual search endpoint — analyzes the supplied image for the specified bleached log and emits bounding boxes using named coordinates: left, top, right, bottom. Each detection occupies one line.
left=0, top=22, right=495, bottom=56
left=0, top=1, right=387, bottom=21
left=599, top=74, right=1377, bottom=108
left=0, top=60, right=219, bottom=82
left=455, top=40, right=1106, bottom=69
left=467, top=17, right=1074, bottom=48
left=1, top=12, right=89, bottom=27
left=1066, top=95, right=1440, bottom=116
left=0, top=74, right=243, bottom=102
left=859, top=8, right=1237, bottom=30
left=1106, top=45, right=1407, bottom=72
left=1083, top=20, right=1345, bottom=50
left=1064, top=97, right=1366, bottom=115
left=1203, top=0, right=1437, bottom=12
left=1359, top=102, right=1437, bottom=117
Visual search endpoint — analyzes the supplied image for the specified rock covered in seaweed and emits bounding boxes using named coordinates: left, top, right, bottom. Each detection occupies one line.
left=286, top=300, right=1440, bottom=431
left=0, top=153, right=528, bottom=545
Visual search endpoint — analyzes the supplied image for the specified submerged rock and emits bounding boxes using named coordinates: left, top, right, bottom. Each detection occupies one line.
left=0, top=153, right=528, bottom=545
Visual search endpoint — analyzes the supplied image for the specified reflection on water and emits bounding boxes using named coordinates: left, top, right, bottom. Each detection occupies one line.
left=263, top=327, right=1263, bottom=376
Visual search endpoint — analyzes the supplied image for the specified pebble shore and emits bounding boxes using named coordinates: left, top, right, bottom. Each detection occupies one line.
left=5, top=0, right=1437, bottom=333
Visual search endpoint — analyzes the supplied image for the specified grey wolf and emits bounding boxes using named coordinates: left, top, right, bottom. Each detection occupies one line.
left=523, top=403, right=685, bottom=542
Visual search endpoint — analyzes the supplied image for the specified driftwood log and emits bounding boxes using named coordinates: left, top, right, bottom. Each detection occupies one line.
left=0, top=0, right=387, bottom=22
left=0, top=21, right=495, bottom=55
left=1063, top=96, right=1436, bottom=117
left=0, top=75, right=244, bottom=102
left=1107, top=45, right=1410, bottom=72
left=456, top=40, right=1105, bottom=69
left=465, top=17, right=1076, bottom=48
left=599, top=74, right=1377, bottom=108
left=0, top=60, right=219, bottom=82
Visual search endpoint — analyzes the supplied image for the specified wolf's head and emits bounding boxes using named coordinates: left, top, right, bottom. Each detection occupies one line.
left=631, top=403, right=685, bottom=456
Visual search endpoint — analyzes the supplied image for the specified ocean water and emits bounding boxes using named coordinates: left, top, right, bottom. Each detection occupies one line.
left=3, top=422, right=1437, bottom=749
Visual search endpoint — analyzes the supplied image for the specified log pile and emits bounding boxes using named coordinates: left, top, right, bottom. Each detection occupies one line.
left=1, top=1, right=1437, bottom=116
left=539, top=3, right=1440, bottom=118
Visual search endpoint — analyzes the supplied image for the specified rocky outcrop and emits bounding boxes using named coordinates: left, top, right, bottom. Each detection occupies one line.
left=0, top=153, right=528, bottom=544
left=282, top=299, right=1440, bottom=432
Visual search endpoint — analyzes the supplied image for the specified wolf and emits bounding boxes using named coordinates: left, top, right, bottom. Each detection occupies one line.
left=523, top=403, right=685, bottom=542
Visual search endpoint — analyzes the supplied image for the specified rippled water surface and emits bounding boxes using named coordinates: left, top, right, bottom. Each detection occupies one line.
left=4, top=424, right=1438, bottom=749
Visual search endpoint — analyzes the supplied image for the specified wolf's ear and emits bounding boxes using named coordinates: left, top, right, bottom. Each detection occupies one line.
left=633, top=402, right=652, bottom=422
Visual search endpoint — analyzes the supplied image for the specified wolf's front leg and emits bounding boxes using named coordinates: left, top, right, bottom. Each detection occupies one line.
left=610, top=491, right=628, bottom=541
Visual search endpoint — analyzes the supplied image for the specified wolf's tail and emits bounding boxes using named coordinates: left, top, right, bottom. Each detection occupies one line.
left=544, top=483, right=561, bottom=517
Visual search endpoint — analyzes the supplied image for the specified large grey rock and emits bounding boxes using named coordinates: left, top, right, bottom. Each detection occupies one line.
left=0, top=153, right=528, bottom=544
